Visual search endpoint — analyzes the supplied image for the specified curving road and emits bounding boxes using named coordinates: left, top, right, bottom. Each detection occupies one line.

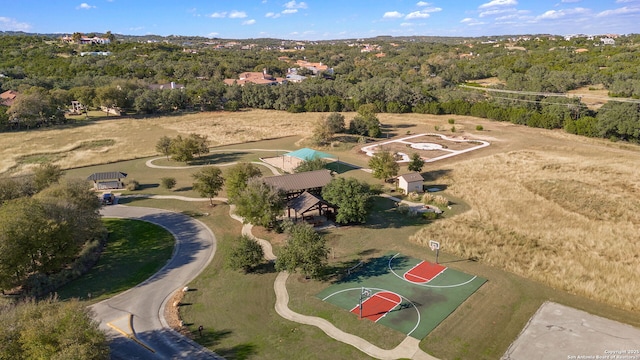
left=91, top=205, right=223, bottom=360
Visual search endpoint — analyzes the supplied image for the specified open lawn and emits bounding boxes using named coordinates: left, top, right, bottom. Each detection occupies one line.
left=5, top=110, right=640, bottom=359
left=56, top=219, right=174, bottom=301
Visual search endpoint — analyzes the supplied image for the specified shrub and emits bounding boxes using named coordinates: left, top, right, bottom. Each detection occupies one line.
left=126, top=179, right=140, bottom=191
left=408, top=191, right=421, bottom=201
left=396, top=204, right=410, bottom=215
left=423, top=211, right=439, bottom=220
left=422, top=193, right=435, bottom=204
left=434, top=195, right=450, bottom=206
left=448, top=118, right=455, bottom=124
left=476, top=125, right=484, bottom=131
left=434, top=125, right=440, bottom=131
left=160, top=177, right=176, bottom=190
left=451, top=126, right=456, bottom=133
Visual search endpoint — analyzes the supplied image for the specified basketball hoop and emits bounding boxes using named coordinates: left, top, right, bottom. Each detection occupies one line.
left=429, top=240, right=440, bottom=264
left=429, top=240, right=440, bottom=251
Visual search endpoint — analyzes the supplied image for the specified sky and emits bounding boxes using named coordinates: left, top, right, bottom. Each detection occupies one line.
left=0, top=0, right=639, bottom=40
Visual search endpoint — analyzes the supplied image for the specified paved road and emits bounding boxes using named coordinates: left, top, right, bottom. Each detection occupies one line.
left=91, top=205, right=223, bottom=359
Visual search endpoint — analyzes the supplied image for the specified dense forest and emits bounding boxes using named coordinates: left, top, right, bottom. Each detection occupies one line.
left=0, top=32, right=639, bottom=142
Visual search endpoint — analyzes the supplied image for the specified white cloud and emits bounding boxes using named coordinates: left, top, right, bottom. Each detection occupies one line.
left=242, top=19, right=256, bottom=25
left=537, top=7, right=588, bottom=19
left=400, top=22, right=414, bottom=27
left=284, top=1, right=308, bottom=9
left=383, top=11, right=404, bottom=18
left=406, top=11, right=430, bottom=19
left=460, top=17, right=474, bottom=23
left=479, top=8, right=514, bottom=17
left=561, top=0, right=581, bottom=3
left=209, top=12, right=226, bottom=18
left=416, top=1, right=430, bottom=6
left=229, top=10, right=247, bottom=19
left=615, top=0, right=635, bottom=3
left=265, top=12, right=281, bottom=18
left=0, top=17, right=31, bottom=31
left=479, top=0, right=517, bottom=9
left=207, top=32, right=219, bottom=37
left=282, top=9, right=298, bottom=14
left=76, top=3, right=95, bottom=10
left=596, top=6, right=640, bottom=17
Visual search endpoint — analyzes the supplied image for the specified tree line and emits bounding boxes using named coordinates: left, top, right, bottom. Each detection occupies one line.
left=1, top=33, right=639, bottom=141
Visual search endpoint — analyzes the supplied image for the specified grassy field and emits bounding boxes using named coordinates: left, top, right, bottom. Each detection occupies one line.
left=5, top=110, right=640, bottom=359
left=56, top=219, right=174, bottom=301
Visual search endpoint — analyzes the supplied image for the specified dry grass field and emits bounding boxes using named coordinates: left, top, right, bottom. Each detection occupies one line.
left=0, top=110, right=322, bottom=175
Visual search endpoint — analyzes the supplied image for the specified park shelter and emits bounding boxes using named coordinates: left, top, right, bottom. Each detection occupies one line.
left=262, top=169, right=332, bottom=199
left=87, top=171, right=127, bottom=190
left=287, top=191, right=337, bottom=224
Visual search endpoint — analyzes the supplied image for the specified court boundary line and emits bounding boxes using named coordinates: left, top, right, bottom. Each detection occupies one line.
left=390, top=253, right=478, bottom=288
left=322, top=287, right=422, bottom=336
left=403, top=262, right=447, bottom=284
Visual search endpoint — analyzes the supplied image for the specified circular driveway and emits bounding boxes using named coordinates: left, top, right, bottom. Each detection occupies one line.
left=91, top=205, right=222, bottom=359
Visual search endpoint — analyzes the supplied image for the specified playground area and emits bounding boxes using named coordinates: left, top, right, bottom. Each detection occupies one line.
left=361, top=133, right=490, bottom=163
left=316, top=253, right=486, bottom=339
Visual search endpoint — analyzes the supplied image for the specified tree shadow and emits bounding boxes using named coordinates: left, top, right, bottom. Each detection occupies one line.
left=188, top=151, right=249, bottom=166
left=199, top=328, right=233, bottom=347
left=330, top=253, right=411, bottom=284
left=175, top=186, right=193, bottom=192
left=138, top=183, right=160, bottom=190
left=215, top=342, right=259, bottom=360
left=251, top=261, right=277, bottom=274
left=422, top=169, right=452, bottom=182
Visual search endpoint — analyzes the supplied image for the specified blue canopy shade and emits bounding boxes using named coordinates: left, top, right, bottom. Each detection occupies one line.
left=286, top=148, right=336, bottom=161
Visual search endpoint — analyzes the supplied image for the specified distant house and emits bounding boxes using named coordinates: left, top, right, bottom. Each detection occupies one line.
left=397, top=172, right=424, bottom=194
left=223, top=69, right=286, bottom=86
left=87, top=172, right=127, bottom=190
left=148, top=82, right=185, bottom=90
left=61, top=35, right=111, bottom=45
left=0, top=90, right=18, bottom=107
left=601, top=38, right=615, bottom=46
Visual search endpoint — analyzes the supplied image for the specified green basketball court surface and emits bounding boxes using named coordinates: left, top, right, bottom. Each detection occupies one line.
left=316, top=253, right=486, bottom=339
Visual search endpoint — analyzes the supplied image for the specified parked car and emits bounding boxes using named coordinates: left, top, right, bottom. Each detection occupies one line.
left=102, top=193, right=115, bottom=205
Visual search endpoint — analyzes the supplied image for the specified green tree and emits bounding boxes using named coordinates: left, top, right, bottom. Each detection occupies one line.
left=294, top=158, right=327, bottom=173
left=156, top=135, right=172, bottom=158
left=0, top=297, right=109, bottom=360
left=225, top=162, right=262, bottom=203
left=321, top=177, right=372, bottom=224
left=368, top=150, right=399, bottom=182
left=226, top=235, right=264, bottom=273
left=168, top=134, right=208, bottom=163
left=312, top=117, right=333, bottom=145
left=192, top=167, right=224, bottom=206
left=234, top=178, right=285, bottom=228
left=326, top=112, right=346, bottom=133
left=160, top=177, right=176, bottom=190
left=275, top=222, right=328, bottom=279
left=407, top=153, right=424, bottom=172
left=33, top=163, right=63, bottom=192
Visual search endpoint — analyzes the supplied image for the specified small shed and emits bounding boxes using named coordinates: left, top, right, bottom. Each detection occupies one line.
left=87, top=172, right=127, bottom=190
left=397, top=172, right=424, bottom=194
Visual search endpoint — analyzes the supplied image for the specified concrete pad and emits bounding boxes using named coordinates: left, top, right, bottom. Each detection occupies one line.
left=502, top=302, right=640, bottom=360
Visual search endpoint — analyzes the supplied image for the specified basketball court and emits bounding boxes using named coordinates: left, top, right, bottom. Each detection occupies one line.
left=316, top=252, right=486, bottom=339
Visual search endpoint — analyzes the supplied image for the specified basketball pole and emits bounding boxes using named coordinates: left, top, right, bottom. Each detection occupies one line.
left=436, top=248, right=439, bottom=264
left=359, top=287, right=363, bottom=319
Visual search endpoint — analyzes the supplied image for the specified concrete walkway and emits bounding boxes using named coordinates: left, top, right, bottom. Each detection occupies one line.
left=146, top=157, right=281, bottom=175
